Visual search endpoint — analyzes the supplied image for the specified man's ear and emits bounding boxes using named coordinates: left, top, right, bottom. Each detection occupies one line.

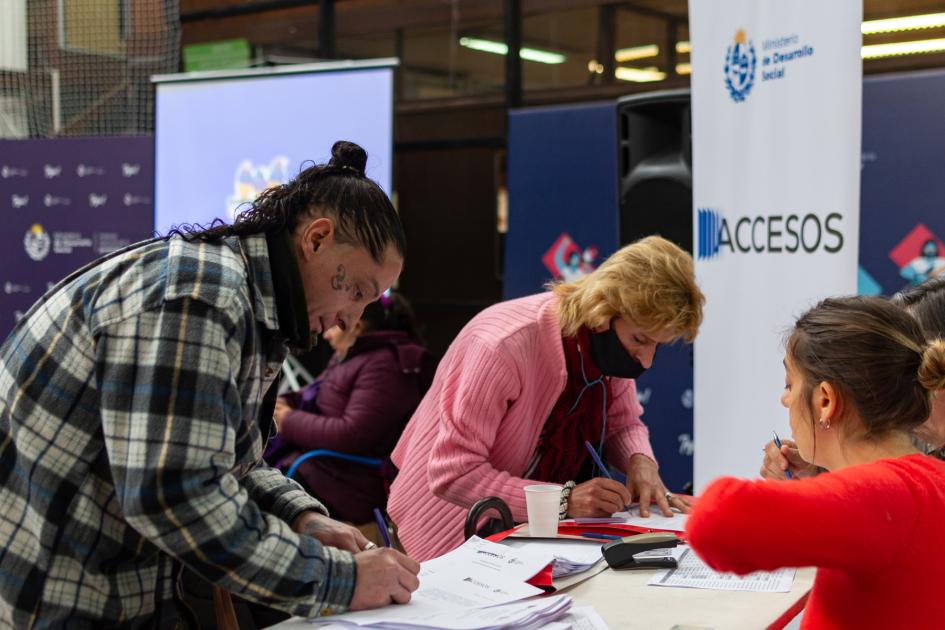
left=298, top=217, right=334, bottom=260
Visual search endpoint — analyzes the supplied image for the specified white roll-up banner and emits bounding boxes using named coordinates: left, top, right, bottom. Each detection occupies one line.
left=689, top=0, right=862, bottom=488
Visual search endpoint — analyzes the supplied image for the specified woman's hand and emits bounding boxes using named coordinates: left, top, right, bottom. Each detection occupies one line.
left=567, top=478, right=632, bottom=517
left=760, top=438, right=819, bottom=480
left=273, top=397, right=294, bottom=432
left=626, top=453, right=691, bottom=517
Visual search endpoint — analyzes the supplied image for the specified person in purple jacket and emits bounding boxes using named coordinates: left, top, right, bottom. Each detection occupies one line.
left=268, top=291, right=434, bottom=524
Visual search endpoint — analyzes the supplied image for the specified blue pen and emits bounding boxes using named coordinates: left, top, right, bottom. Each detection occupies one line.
left=584, top=440, right=631, bottom=511
left=580, top=532, right=622, bottom=541
left=772, top=431, right=793, bottom=480
left=373, top=507, right=392, bottom=548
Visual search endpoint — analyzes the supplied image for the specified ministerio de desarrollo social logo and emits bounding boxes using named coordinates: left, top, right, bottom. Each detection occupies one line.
left=24, top=224, right=51, bottom=262
left=724, top=28, right=756, bottom=103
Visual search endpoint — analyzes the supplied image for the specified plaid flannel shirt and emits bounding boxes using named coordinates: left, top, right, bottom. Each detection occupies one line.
left=0, top=234, right=356, bottom=628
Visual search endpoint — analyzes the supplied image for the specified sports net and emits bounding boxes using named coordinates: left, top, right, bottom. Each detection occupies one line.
left=0, top=0, right=180, bottom=138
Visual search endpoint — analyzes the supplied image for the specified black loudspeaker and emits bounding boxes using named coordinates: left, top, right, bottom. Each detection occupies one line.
left=617, top=89, right=692, bottom=253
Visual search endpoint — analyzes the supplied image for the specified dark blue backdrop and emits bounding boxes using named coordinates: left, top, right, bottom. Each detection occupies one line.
left=0, top=137, right=154, bottom=339
left=505, top=70, right=945, bottom=491
left=860, top=70, right=945, bottom=297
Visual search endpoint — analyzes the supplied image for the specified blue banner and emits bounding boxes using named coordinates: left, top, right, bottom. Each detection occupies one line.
left=860, top=70, right=945, bottom=296
left=505, top=102, right=620, bottom=299
left=0, top=136, right=154, bottom=339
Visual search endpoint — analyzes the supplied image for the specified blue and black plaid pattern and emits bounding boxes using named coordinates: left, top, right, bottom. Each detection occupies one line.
left=0, top=234, right=356, bottom=628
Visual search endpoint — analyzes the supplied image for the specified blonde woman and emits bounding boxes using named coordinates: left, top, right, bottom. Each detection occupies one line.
left=387, top=236, right=704, bottom=560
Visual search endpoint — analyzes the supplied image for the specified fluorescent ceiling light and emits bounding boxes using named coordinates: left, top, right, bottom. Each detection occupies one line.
left=862, top=13, right=945, bottom=35
left=614, top=44, right=658, bottom=62
left=676, top=40, right=691, bottom=54
left=675, top=62, right=691, bottom=75
left=862, top=37, right=945, bottom=58
left=459, top=37, right=565, bottom=64
left=615, top=66, right=666, bottom=82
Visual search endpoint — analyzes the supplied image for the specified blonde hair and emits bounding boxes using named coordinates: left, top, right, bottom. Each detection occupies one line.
left=551, top=236, right=704, bottom=342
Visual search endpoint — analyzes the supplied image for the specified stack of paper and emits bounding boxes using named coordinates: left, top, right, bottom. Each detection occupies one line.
left=502, top=538, right=605, bottom=578
left=307, top=596, right=573, bottom=630
left=612, top=505, right=689, bottom=532
left=302, top=537, right=573, bottom=629
left=647, top=547, right=795, bottom=593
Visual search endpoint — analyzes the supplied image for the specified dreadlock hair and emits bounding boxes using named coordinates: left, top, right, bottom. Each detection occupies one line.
left=163, top=140, right=405, bottom=263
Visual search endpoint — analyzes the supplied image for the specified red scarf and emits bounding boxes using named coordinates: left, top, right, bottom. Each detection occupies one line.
left=530, top=326, right=612, bottom=483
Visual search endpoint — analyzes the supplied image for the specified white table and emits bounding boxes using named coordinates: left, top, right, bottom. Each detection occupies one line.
left=558, top=564, right=815, bottom=629
left=269, top=563, right=815, bottom=630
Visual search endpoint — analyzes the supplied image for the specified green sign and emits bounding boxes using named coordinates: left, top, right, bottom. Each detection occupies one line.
left=183, top=39, right=251, bottom=72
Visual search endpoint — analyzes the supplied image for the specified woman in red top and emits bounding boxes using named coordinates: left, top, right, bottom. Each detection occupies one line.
left=686, top=296, right=945, bottom=630
left=760, top=276, right=945, bottom=478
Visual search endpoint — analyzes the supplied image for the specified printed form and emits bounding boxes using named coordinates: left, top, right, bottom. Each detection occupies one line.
left=648, top=547, right=795, bottom=593
left=303, top=537, right=559, bottom=628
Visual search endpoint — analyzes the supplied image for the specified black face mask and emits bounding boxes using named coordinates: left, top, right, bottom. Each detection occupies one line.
left=587, top=324, right=648, bottom=379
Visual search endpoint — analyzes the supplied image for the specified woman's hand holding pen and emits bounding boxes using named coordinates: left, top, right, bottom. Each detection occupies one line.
left=761, top=438, right=818, bottom=480
left=567, top=478, right=632, bottom=517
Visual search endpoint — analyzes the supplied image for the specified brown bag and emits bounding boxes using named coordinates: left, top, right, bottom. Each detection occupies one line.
left=212, top=586, right=241, bottom=630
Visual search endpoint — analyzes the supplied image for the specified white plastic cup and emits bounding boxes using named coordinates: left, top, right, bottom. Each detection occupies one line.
left=524, top=484, right=563, bottom=538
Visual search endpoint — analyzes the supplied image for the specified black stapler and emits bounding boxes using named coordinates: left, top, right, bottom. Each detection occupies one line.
left=601, top=532, right=681, bottom=570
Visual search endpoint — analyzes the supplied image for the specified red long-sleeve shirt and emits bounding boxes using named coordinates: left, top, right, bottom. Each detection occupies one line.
left=687, top=454, right=945, bottom=629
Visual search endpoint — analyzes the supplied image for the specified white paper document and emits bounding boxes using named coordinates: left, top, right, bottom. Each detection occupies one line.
left=502, top=538, right=604, bottom=578
left=303, top=596, right=572, bottom=630
left=648, top=548, right=795, bottom=593
left=420, top=536, right=553, bottom=583
left=302, top=537, right=562, bottom=629
left=559, top=605, right=610, bottom=630
left=612, top=505, right=689, bottom=532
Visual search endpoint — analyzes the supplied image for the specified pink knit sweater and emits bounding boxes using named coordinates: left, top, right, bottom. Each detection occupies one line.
left=388, top=292, right=655, bottom=560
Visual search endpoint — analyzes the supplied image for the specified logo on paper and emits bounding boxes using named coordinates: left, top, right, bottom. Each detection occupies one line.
left=11, top=194, right=29, bottom=208
left=44, top=164, right=62, bottom=179
left=121, top=163, right=141, bottom=177
left=24, top=224, right=51, bottom=261
left=1, top=166, right=27, bottom=178
left=89, top=193, right=108, bottom=208
left=724, top=29, right=756, bottom=103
